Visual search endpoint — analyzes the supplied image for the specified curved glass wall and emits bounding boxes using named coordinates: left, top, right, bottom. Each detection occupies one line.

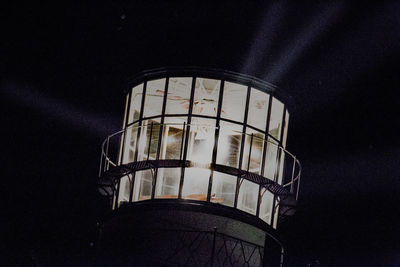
left=102, top=75, right=298, bottom=229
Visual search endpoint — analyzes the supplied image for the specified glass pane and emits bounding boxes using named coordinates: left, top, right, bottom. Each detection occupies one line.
left=211, top=172, right=236, bottom=207
left=237, top=179, right=259, bottom=215
left=282, top=111, right=289, bottom=148
left=128, top=83, right=144, bottom=123
left=187, top=117, right=215, bottom=164
left=192, top=78, right=220, bottom=117
left=143, top=79, right=166, bottom=118
left=165, top=77, right=192, bottom=115
left=119, top=95, right=129, bottom=163
left=259, top=189, right=274, bottom=224
left=137, top=119, right=161, bottom=161
left=113, top=192, right=117, bottom=210
left=247, top=88, right=269, bottom=130
left=155, top=168, right=181, bottom=199
left=269, top=97, right=284, bottom=140
left=123, top=94, right=129, bottom=127
left=216, top=121, right=242, bottom=168
left=182, top=168, right=210, bottom=200
left=263, top=138, right=279, bottom=180
left=273, top=199, right=279, bottom=229
left=277, top=149, right=285, bottom=185
left=160, top=117, right=187, bottom=160
left=117, top=175, right=131, bottom=207
left=122, top=124, right=138, bottom=164
left=220, top=82, right=247, bottom=122
left=242, top=128, right=264, bottom=175
left=133, top=169, right=153, bottom=201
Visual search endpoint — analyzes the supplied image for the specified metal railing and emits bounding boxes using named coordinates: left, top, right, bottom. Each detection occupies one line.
left=99, top=122, right=301, bottom=200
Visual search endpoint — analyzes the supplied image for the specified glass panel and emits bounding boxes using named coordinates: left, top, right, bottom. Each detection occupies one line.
left=143, top=79, right=166, bottom=118
left=155, top=168, right=181, bottom=199
left=273, top=199, right=279, bottom=229
left=137, top=119, right=161, bottom=161
left=119, top=95, right=130, bottom=164
left=112, top=192, right=117, bottom=210
left=192, top=78, right=220, bottom=117
left=128, top=83, right=144, bottom=123
left=211, top=172, right=236, bottom=207
left=132, top=169, right=153, bottom=201
left=117, top=175, right=131, bottom=207
left=216, top=121, right=242, bottom=168
left=237, top=179, right=259, bottom=215
left=259, top=189, right=274, bottom=224
left=123, top=94, right=129, bottom=127
left=277, top=149, right=285, bottom=185
left=264, top=138, right=279, bottom=180
left=160, top=117, right=187, bottom=160
left=242, top=128, right=264, bottom=175
left=187, top=117, right=215, bottom=164
left=247, top=88, right=269, bottom=130
left=282, top=111, right=289, bottom=148
left=220, top=81, right=247, bottom=122
left=182, top=168, right=210, bottom=200
left=165, top=77, right=192, bottom=115
left=269, top=97, right=284, bottom=140
left=122, top=123, right=138, bottom=164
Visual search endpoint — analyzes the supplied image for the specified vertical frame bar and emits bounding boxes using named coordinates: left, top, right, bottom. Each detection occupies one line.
left=208, top=80, right=224, bottom=202
left=178, top=76, right=196, bottom=199
left=260, top=94, right=273, bottom=176
left=119, top=90, right=132, bottom=165
left=270, top=105, right=287, bottom=227
left=257, top=93, right=272, bottom=218
left=147, top=122, right=153, bottom=161
left=129, top=81, right=147, bottom=202
left=152, top=78, right=169, bottom=199
left=179, top=122, right=186, bottom=160
left=275, top=106, right=287, bottom=183
left=234, top=85, right=251, bottom=208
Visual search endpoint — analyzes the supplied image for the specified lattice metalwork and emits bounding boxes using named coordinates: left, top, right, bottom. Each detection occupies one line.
left=126, top=228, right=264, bottom=267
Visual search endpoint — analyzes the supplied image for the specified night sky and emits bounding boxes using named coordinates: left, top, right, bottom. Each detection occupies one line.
left=2, top=1, right=400, bottom=266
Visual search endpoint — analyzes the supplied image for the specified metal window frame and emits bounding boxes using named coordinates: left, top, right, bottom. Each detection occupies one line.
left=110, top=71, right=297, bottom=229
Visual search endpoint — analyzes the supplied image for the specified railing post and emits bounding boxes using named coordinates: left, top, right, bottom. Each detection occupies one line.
left=118, top=126, right=128, bottom=165
left=105, top=136, right=110, bottom=171
left=290, top=156, right=296, bottom=194
left=99, top=144, right=104, bottom=177
left=296, top=166, right=301, bottom=200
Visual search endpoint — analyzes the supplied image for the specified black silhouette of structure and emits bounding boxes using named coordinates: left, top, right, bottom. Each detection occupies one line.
left=97, top=68, right=301, bottom=266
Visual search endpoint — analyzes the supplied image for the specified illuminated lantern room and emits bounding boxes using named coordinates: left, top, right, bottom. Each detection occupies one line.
left=98, top=68, right=301, bottom=266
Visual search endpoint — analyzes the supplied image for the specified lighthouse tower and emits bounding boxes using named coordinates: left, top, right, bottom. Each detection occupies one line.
left=97, top=68, right=301, bottom=266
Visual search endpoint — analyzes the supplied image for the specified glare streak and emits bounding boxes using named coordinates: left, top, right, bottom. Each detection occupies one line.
left=266, top=2, right=345, bottom=83
left=3, top=82, right=119, bottom=137
left=241, top=1, right=287, bottom=75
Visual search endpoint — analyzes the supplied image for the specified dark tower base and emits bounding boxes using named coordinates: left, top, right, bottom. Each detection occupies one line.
left=97, top=200, right=283, bottom=266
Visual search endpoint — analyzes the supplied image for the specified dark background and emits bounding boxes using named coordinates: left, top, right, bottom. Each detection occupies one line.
left=2, top=1, right=400, bottom=266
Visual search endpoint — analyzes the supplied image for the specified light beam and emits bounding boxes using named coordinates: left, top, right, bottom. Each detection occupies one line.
left=3, top=82, right=119, bottom=138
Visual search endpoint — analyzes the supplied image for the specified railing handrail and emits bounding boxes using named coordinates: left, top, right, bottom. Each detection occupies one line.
left=99, top=122, right=301, bottom=199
